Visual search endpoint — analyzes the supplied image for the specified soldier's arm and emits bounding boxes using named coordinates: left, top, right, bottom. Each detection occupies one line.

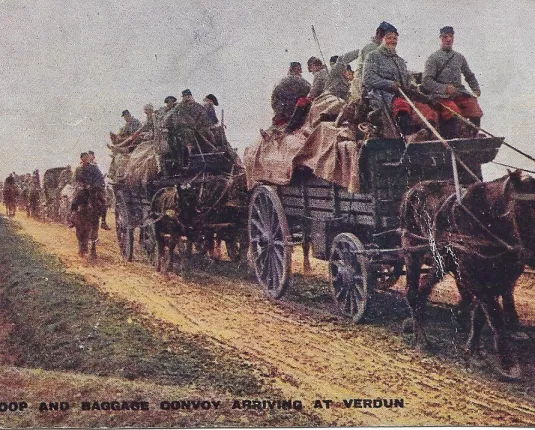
left=461, top=55, right=480, bottom=94
left=422, top=55, right=449, bottom=94
left=363, top=54, right=397, bottom=92
left=339, top=49, right=360, bottom=65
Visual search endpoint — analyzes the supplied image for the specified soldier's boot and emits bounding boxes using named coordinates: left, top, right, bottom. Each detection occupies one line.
left=396, top=112, right=413, bottom=136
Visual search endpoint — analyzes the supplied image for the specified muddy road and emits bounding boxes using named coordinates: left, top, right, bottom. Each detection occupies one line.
left=8, top=210, right=535, bottom=426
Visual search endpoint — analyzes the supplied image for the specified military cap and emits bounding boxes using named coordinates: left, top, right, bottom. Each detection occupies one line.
left=164, top=96, right=177, bottom=103
left=182, top=89, right=192, bottom=97
left=143, top=103, right=154, bottom=110
left=329, top=55, right=339, bottom=65
left=88, top=150, right=95, bottom=155
left=440, top=26, right=454, bottom=36
left=378, top=21, right=398, bottom=34
left=80, top=152, right=88, bottom=158
left=289, top=62, right=301, bottom=68
left=121, top=110, right=130, bottom=117
left=205, top=94, right=219, bottom=106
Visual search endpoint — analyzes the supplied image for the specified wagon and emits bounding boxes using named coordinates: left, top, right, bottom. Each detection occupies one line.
left=113, top=125, right=247, bottom=263
left=247, top=136, right=503, bottom=322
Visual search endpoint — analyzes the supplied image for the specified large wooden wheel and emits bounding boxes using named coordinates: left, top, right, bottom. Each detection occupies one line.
left=248, top=185, right=291, bottom=299
left=115, top=190, right=134, bottom=262
left=329, top=233, right=370, bottom=323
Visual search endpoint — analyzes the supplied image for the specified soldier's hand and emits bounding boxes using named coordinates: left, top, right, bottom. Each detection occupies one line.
left=474, top=89, right=481, bottom=97
left=392, top=82, right=400, bottom=93
left=445, top=85, right=456, bottom=95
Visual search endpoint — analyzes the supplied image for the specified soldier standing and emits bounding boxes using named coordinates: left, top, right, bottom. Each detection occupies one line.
left=87, top=150, right=111, bottom=230
left=422, top=26, right=483, bottom=138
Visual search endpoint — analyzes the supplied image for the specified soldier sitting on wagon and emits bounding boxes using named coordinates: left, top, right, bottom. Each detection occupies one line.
left=271, top=62, right=311, bottom=127
left=161, top=89, right=217, bottom=173
left=422, top=26, right=483, bottom=139
left=363, top=23, right=438, bottom=142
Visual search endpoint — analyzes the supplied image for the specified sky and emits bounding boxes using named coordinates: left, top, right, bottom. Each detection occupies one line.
left=1, top=0, right=534, bottom=180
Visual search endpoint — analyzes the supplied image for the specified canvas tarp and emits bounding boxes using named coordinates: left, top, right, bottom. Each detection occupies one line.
left=244, top=122, right=364, bottom=193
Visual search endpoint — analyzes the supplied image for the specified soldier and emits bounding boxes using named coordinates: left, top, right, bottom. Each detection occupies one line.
left=87, top=151, right=111, bottom=230
left=423, top=26, right=483, bottom=138
left=119, top=110, right=142, bottom=137
left=307, top=56, right=329, bottom=100
left=363, top=24, right=438, bottom=139
left=350, top=21, right=393, bottom=101
left=203, top=94, right=219, bottom=127
left=69, top=152, right=107, bottom=228
left=271, top=62, right=311, bottom=126
left=323, top=48, right=360, bottom=101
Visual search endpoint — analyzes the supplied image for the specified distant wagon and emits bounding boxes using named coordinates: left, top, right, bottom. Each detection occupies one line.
left=112, top=121, right=247, bottom=265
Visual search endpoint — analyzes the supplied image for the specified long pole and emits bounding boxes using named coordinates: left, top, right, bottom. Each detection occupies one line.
left=438, top=102, right=535, bottom=164
left=311, top=25, right=330, bottom=72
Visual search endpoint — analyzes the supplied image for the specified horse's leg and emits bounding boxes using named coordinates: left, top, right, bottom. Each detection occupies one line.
left=466, top=300, right=486, bottom=355
left=407, top=255, right=442, bottom=350
left=454, top=272, right=475, bottom=332
left=479, top=296, right=521, bottom=379
left=90, top=220, right=98, bottom=259
left=167, top=237, right=177, bottom=273
left=502, top=286, right=520, bottom=332
left=155, top=234, right=164, bottom=272
left=404, top=253, right=422, bottom=335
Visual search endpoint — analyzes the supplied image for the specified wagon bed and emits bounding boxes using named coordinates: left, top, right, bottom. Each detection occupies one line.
left=248, top=136, right=503, bottom=321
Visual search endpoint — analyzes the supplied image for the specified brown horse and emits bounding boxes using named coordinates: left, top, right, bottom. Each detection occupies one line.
left=401, top=171, right=535, bottom=379
left=73, top=188, right=104, bottom=259
left=151, top=187, right=189, bottom=273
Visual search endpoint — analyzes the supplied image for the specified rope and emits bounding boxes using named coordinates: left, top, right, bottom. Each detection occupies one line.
left=491, top=161, right=535, bottom=175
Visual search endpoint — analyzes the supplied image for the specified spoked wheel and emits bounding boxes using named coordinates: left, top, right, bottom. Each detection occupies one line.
left=373, top=261, right=403, bottom=290
left=329, top=233, right=370, bottom=323
left=248, top=185, right=291, bottom=299
left=115, top=191, right=134, bottom=262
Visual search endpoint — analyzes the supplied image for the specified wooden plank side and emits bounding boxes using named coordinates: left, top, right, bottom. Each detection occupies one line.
left=281, top=196, right=374, bottom=214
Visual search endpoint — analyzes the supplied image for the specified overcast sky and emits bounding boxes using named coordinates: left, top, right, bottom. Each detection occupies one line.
left=1, top=0, right=534, bottom=180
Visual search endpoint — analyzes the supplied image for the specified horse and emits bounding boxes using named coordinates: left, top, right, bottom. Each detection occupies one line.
left=400, top=170, right=535, bottom=379
left=2, top=179, right=19, bottom=217
left=151, top=187, right=185, bottom=273
left=72, top=187, right=105, bottom=259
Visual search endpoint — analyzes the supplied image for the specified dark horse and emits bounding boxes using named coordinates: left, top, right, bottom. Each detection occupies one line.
left=3, top=178, right=18, bottom=217
left=401, top=170, right=535, bottom=379
left=73, top=187, right=104, bottom=259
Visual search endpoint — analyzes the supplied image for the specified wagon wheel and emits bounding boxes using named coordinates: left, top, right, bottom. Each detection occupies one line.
left=248, top=185, right=291, bottom=299
left=115, top=191, right=134, bottom=262
left=373, top=261, right=403, bottom=290
left=329, top=233, right=370, bottom=323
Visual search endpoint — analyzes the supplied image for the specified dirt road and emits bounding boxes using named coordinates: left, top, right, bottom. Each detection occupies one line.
left=10, top=212, right=535, bottom=426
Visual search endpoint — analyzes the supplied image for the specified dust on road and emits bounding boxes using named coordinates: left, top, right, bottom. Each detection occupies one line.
left=10, top=211, right=535, bottom=426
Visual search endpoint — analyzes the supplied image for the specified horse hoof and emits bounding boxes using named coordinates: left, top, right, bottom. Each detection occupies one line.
left=498, top=363, right=522, bottom=381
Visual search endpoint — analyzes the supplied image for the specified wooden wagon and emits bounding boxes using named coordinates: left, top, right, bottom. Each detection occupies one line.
left=113, top=129, right=247, bottom=263
left=247, top=136, right=503, bottom=322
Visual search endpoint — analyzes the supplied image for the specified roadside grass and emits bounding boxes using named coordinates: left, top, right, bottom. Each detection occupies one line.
left=0, top=217, right=321, bottom=428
